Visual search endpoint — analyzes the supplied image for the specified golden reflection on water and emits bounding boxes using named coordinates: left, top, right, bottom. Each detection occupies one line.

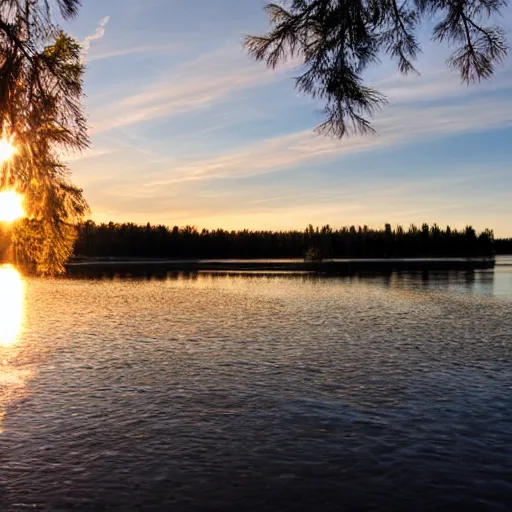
left=0, top=264, right=24, bottom=347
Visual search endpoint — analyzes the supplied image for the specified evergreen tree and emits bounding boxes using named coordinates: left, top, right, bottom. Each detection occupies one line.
left=0, top=0, right=88, bottom=275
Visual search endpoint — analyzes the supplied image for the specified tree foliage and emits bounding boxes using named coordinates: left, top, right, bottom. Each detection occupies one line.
left=0, top=0, right=88, bottom=275
left=245, top=0, right=509, bottom=138
left=495, top=238, right=512, bottom=254
left=73, top=221, right=496, bottom=259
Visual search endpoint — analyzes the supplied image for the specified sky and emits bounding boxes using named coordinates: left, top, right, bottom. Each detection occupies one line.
left=63, top=0, right=512, bottom=236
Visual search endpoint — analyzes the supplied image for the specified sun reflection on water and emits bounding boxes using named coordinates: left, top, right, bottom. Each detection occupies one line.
left=0, top=265, right=24, bottom=346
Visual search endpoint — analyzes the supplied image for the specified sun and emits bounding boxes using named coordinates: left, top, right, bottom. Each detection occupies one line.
left=0, top=191, right=24, bottom=222
left=0, top=139, right=16, bottom=163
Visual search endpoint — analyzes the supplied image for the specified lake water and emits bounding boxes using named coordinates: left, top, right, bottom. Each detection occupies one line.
left=1, top=257, right=511, bottom=511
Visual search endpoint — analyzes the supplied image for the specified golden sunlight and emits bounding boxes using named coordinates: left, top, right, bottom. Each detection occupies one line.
left=0, top=265, right=24, bottom=347
left=0, top=138, right=16, bottom=163
left=0, top=191, right=24, bottom=222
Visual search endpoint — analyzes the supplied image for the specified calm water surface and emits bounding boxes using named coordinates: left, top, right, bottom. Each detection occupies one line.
left=1, top=257, right=511, bottom=511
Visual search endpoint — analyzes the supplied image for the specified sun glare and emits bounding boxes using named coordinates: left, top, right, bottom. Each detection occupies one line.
left=0, top=265, right=24, bottom=347
left=0, top=138, right=16, bottom=163
left=0, top=191, right=24, bottom=222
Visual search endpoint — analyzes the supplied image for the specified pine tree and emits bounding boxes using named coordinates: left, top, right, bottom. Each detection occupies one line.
left=0, top=0, right=88, bottom=275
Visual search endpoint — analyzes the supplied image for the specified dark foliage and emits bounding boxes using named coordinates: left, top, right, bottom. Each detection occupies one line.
left=495, top=238, right=512, bottom=254
left=74, top=221, right=495, bottom=259
left=246, top=0, right=509, bottom=138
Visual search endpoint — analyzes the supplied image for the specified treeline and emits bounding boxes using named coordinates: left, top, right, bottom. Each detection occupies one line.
left=495, top=239, right=512, bottom=255
left=73, top=221, right=497, bottom=259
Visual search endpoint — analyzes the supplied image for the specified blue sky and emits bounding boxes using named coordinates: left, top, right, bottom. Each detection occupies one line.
left=63, top=0, right=512, bottom=236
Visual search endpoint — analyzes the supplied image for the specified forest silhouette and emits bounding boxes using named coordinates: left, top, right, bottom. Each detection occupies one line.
left=69, top=221, right=505, bottom=260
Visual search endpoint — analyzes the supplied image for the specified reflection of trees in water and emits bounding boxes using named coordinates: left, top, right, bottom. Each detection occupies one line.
left=63, top=266, right=495, bottom=297
left=385, top=270, right=498, bottom=297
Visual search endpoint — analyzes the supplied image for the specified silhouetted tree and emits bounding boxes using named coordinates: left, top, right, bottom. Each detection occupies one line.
left=72, top=222, right=497, bottom=261
left=0, top=0, right=88, bottom=275
left=245, top=0, right=508, bottom=138
left=495, top=238, right=512, bottom=254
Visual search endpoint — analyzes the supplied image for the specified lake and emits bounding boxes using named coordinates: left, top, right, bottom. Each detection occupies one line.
left=1, top=257, right=511, bottom=510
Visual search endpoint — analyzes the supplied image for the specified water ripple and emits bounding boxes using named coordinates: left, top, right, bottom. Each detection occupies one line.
left=1, top=263, right=511, bottom=510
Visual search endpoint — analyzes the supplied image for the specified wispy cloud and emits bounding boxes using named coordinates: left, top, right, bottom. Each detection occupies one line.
left=74, top=84, right=512, bottom=235
left=135, top=94, right=512, bottom=188
left=88, top=45, right=298, bottom=133
left=81, top=16, right=110, bottom=58
left=86, top=28, right=512, bottom=139
left=379, top=67, right=512, bottom=104
left=81, top=167, right=509, bottom=233
left=87, top=42, right=178, bottom=62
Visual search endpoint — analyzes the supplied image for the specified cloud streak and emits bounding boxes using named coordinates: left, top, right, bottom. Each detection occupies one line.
left=80, top=167, right=509, bottom=234
left=82, top=16, right=110, bottom=58
left=87, top=42, right=178, bottom=62
left=86, top=32, right=512, bottom=140
left=137, top=94, right=512, bottom=187
left=88, top=45, right=299, bottom=133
